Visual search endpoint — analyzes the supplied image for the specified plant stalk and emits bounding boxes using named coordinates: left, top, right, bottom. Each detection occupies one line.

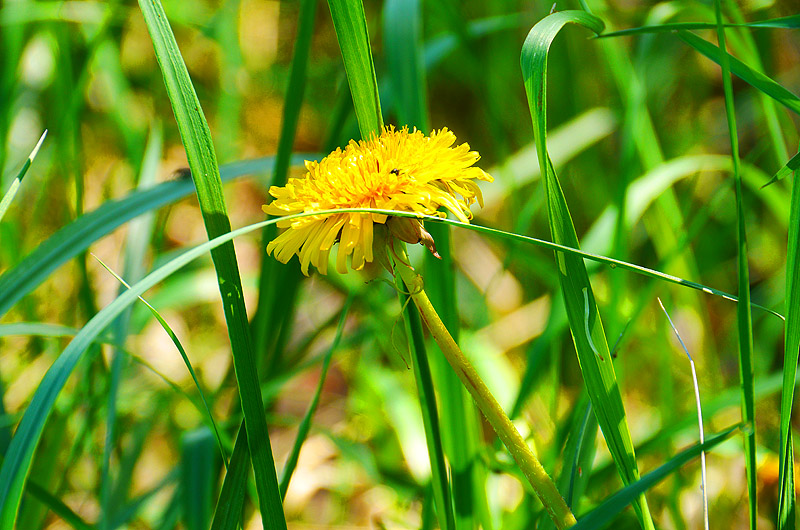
left=394, top=254, right=576, bottom=529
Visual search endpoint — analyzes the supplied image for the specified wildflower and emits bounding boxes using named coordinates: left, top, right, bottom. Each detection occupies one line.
left=263, top=126, right=493, bottom=275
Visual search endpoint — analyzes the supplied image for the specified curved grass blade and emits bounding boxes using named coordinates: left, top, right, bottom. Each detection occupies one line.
left=520, top=11, right=654, bottom=528
left=572, top=425, right=741, bottom=530
left=678, top=31, right=800, bottom=116
left=713, top=3, right=756, bottom=526
left=778, top=158, right=800, bottom=529
left=279, top=296, right=352, bottom=498
left=598, top=14, right=800, bottom=38
left=23, top=478, right=94, bottom=530
left=0, top=154, right=307, bottom=318
left=93, top=255, right=227, bottom=466
left=137, top=0, right=284, bottom=527
left=326, top=0, right=382, bottom=138
left=0, top=129, right=46, bottom=223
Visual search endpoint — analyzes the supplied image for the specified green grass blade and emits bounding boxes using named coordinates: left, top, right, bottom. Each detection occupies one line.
left=136, top=1, right=285, bottom=527
left=572, top=425, right=741, bottom=530
left=520, top=11, right=654, bottom=528
left=252, top=0, right=318, bottom=369
left=778, top=158, right=800, bottom=529
left=211, top=426, right=249, bottom=530
left=762, top=151, right=800, bottom=188
left=326, top=0, right=383, bottom=138
left=398, top=283, right=456, bottom=530
left=23, top=478, right=95, bottom=530
left=0, top=129, right=46, bottom=223
left=0, top=154, right=303, bottom=318
left=598, top=14, right=800, bottom=37
left=181, top=428, right=215, bottom=530
left=713, top=3, right=756, bottom=527
left=384, top=0, right=427, bottom=129
left=93, top=255, right=227, bottom=465
left=280, top=296, right=352, bottom=499
left=678, top=31, right=800, bottom=116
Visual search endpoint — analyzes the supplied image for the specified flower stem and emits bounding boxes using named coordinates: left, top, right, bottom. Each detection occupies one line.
left=394, top=255, right=576, bottom=529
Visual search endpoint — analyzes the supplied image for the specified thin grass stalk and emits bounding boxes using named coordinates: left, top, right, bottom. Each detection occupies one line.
left=713, top=3, right=757, bottom=527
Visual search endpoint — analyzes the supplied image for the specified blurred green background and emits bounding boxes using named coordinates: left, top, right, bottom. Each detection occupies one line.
left=1, top=0, right=799, bottom=528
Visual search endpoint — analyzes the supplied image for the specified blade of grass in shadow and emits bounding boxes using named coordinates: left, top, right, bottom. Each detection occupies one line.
left=0, top=154, right=309, bottom=318
left=713, top=2, right=757, bottom=526
left=777, top=150, right=800, bottom=529
left=678, top=31, right=800, bottom=116
left=22, top=478, right=94, bottom=530
left=0, top=129, right=46, bottom=223
left=279, top=295, right=352, bottom=498
left=520, top=11, right=654, bottom=528
left=136, top=1, right=285, bottom=527
left=382, top=1, right=474, bottom=527
left=181, top=428, right=215, bottom=530
left=326, top=0, right=382, bottom=138
left=572, top=425, right=741, bottom=530
left=211, top=427, right=249, bottom=530
left=252, top=0, right=318, bottom=372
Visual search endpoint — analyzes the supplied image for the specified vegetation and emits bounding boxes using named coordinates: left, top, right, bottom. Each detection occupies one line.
left=0, top=0, right=798, bottom=528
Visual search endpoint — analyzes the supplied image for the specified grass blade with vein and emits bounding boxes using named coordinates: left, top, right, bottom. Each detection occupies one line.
left=713, top=3, right=756, bottom=526
left=0, top=129, right=46, bottom=223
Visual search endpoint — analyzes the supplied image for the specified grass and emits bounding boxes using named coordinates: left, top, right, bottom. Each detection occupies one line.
left=0, top=0, right=798, bottom=528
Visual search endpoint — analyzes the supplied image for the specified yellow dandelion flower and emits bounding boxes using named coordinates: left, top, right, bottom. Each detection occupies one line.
left=262, top=126, right=493, bottom=275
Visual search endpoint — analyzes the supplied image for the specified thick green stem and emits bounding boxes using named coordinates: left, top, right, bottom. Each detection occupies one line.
left=394, top=257, right=576, bottom=529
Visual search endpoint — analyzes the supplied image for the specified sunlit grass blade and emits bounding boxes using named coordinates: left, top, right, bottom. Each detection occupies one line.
left=253, top=0, right=318, bottom=369
left=598, top=14, right=800, bottom=38
left=520, top=10, right=654, bottom=528
left=572, top=425, right=741, bottom=529
left=181, top=428, right=215, bottom=530
left=0, top=154, right=303, bottom=318
left=778, top=158, right=800, bottom=529
left=280, top=296, right=352, bottom=499
left=211, top=427, right=249, bottom=530
left=713, top=2, right=756, bottom=527
left=678, top=31, right=800, bottom=116
left=93, top=255, right=227, bottom=465
left=0, top=129, right=46, bottom=223
left=326, top=0, right=382, bottom=138
left=762, top=151, right=800, bottom=188
left=137, top=0, right=285, bottom=527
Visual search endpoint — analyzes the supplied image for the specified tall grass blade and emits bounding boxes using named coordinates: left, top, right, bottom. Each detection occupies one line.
left=0, top=129, right=46, bottom=223
left=211, top=427, right=249, bottom=530
left=181, top=428, right=215, bottom=530
left=520, top=11, right=654, bottom=528
left=136, top=1, right=285, bottom=527
left=326, top=0, right=382, bottom=138
left=762, top=151, right=800, bottom=188
left=778, top=156, right=800, bottom=529
left=253, top=0, right=318, bottom=369
left=713, top=3, right=756, bottom=526
left=598, top=14, right=800, bottom=37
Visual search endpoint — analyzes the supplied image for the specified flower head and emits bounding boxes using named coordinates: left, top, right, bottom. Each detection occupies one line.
left=263, top=126, right=493, bottom=275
